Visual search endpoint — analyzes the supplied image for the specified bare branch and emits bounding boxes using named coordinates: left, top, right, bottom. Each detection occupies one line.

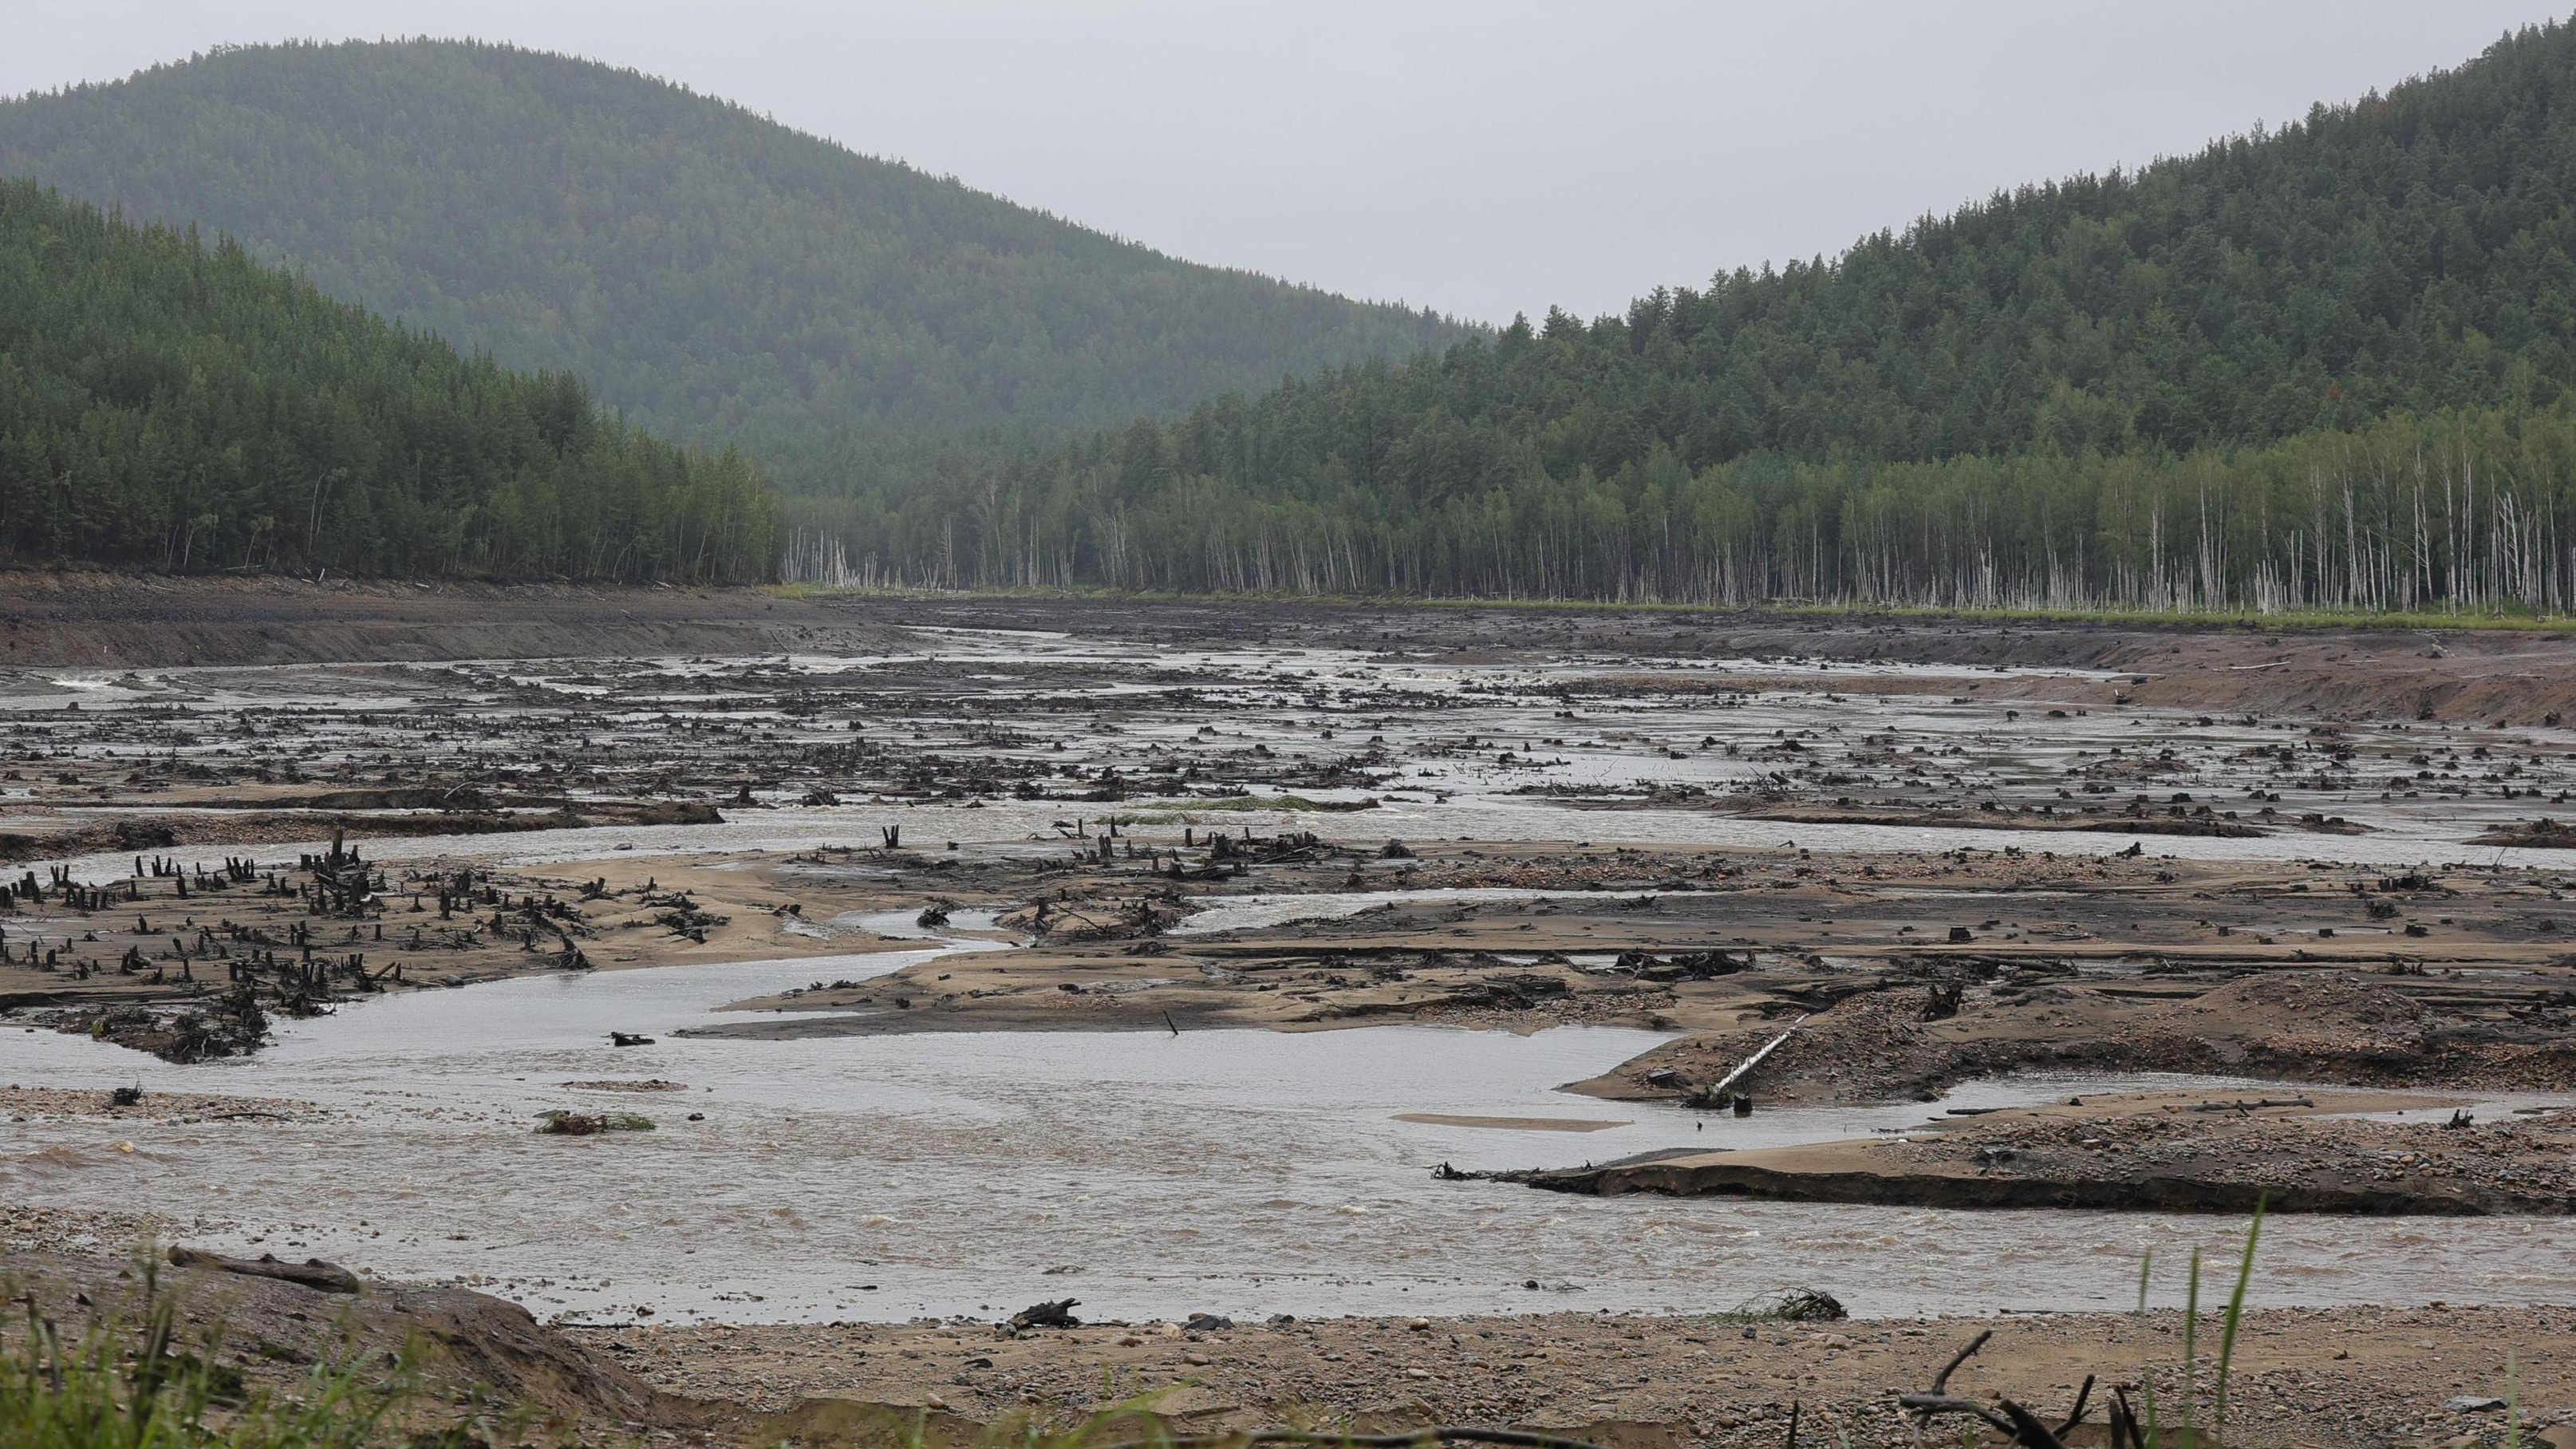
left=1930, top=1328, right=1994, bottom=1393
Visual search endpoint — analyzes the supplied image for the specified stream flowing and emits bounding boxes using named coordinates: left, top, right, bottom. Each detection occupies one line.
left=6, top=935, right=2568, bottom=1325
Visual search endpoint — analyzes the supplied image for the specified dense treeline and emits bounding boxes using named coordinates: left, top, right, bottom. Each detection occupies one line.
left=0, top=180, right=776, bottom=579
left=787, top=400, right=2576, bottom=614
left=0, top=39, right=1472, bottom=495
left=792, top=19, right=2576, bottom=613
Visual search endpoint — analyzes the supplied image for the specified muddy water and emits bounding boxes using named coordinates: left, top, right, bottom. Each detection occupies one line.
left=7, top=945, right=2570, bottom=1325
left=10, top=632, right=2576, bottom=1322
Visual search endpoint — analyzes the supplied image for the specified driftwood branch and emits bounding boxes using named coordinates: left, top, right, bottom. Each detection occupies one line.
left=1900, top=1329, right=2070, bottom=1449
left=1009, top=1297, right=1081, bottom=1329
left=2057, top=1373, right=2097, bottom=1438
left=1690, top=1013, right=1807, bottom=1105
left=1931, top=1327, right=1993, bottom=1392
left=1997, top=1400, right=2072, bottom=1449
left=1895, top=1395, right=2021, bottom=1437
left=2109, top=1386, right=2142, bottom=1449
left=167, top=1245, right=361, bottom=1293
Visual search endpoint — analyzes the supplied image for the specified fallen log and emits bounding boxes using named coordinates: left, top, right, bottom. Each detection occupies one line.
left=1897, top=1328, right=2092, bottom=1447
left=167, top=1245, right=361, bottom=1293
left=1686, top=1013, right=1807, bottom=1107
left=1009, top=1297, right=1081, bottom=1329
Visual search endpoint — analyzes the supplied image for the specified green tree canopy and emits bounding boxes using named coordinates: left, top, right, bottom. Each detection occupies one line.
left=794, top=18, right=2576, bottom=614
left=0, top=179, right=776, bottom=581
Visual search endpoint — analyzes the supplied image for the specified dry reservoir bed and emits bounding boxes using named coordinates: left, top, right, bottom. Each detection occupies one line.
left=6, top=587, right=2576, bottom=1442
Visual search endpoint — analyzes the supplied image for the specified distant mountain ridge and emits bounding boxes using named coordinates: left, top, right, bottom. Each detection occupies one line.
left=801, top=18, right=2576, bottom=614
left=0, top=38, right=1475, bottom=496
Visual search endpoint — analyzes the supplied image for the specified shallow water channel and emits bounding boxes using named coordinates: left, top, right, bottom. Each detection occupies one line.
left=9, top=630, right=2576, bottom=1321
left=8, top=936, right=2570, bottom=1325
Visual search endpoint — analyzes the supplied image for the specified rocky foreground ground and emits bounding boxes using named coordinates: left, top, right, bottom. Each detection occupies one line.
left=5, top=1250, right=2570, bottom=1448
left=581, top=1304, right=2576, bottom=1449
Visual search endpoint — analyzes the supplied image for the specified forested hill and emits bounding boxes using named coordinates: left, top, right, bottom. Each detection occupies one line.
left=813, top=18, right=2576, bottom=614
left=0, top=180, right=775, bottom=580
left=0, top=39, right=1472, bottom=494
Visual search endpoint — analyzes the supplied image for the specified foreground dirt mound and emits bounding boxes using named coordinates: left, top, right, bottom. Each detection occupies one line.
left=3, top=1250, right=706, bottom=1442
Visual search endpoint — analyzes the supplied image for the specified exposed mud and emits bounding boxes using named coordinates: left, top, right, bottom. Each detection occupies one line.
left=1485, top=1088, right=2576, bottom=1215
left=1566, top=967, right=2576, bottom=1108
left=10, top=589, right=2576, bottom=1442
left=687, top=843, right=2576, bottom=1121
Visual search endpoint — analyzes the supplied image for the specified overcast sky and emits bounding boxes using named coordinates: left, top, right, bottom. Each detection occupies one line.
left=6, top=2, right=2569, bottom=325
